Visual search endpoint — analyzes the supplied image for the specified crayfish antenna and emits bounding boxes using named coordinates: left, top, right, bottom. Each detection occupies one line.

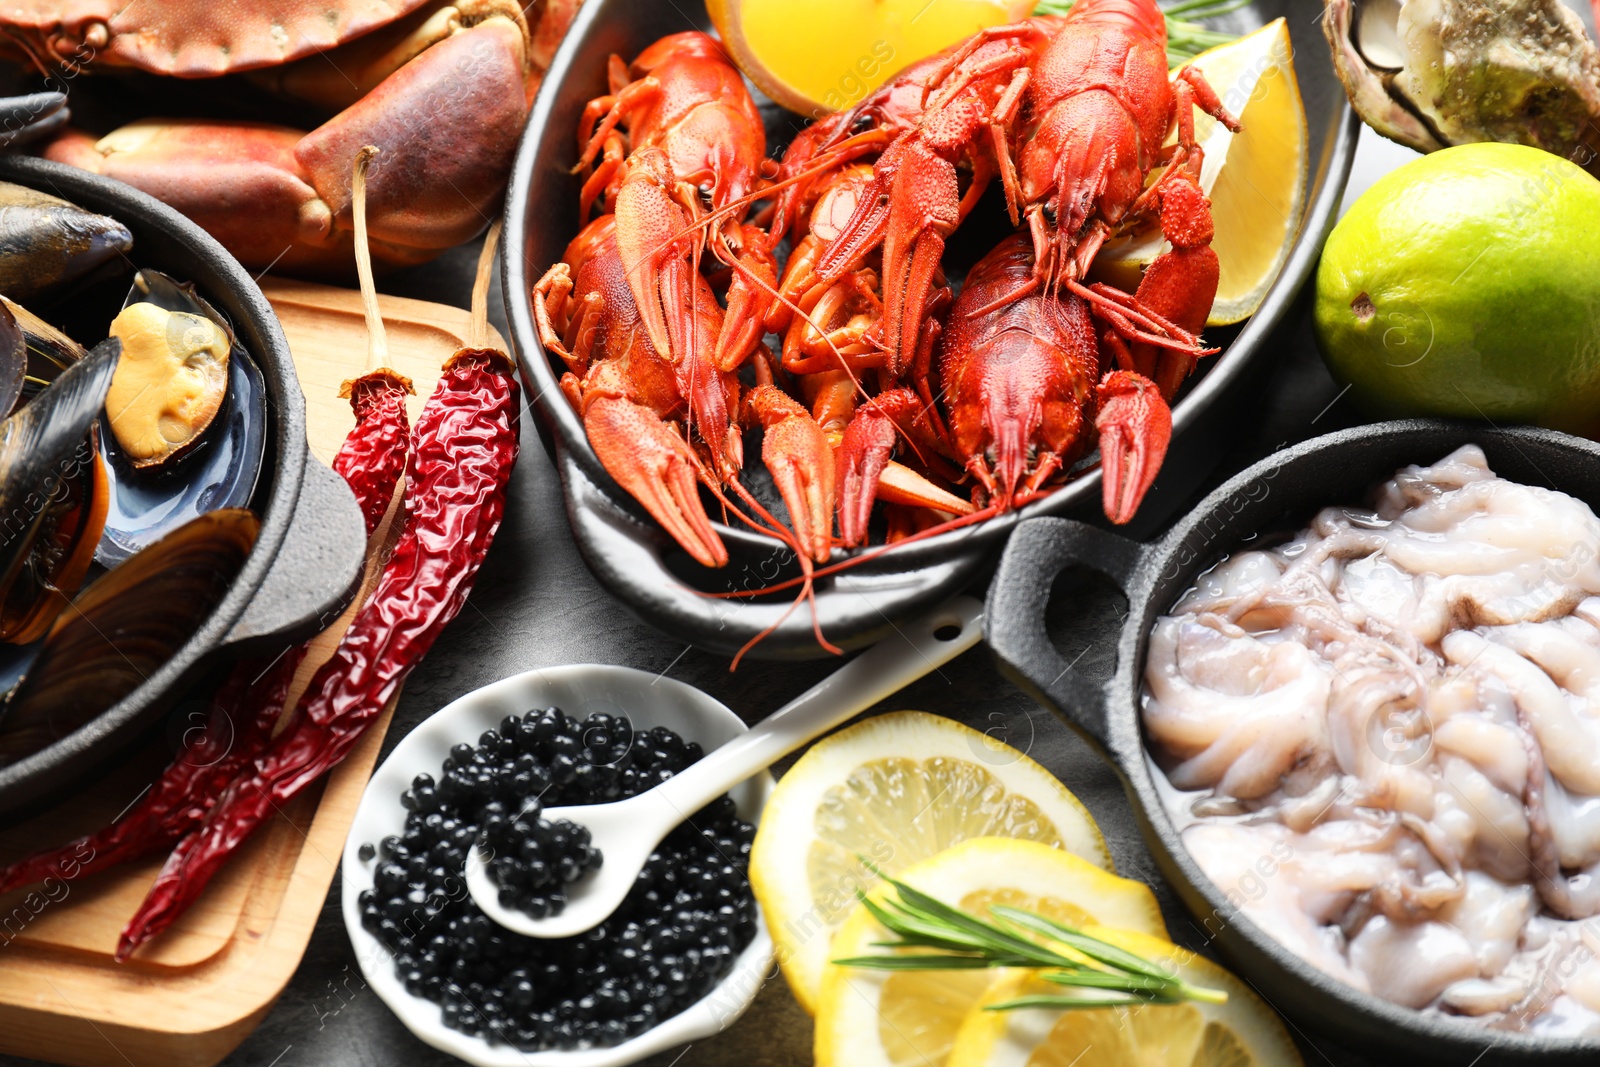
left=705, top=500, right=1008, bottom=602
left=729, top=553, right=842, bottom=671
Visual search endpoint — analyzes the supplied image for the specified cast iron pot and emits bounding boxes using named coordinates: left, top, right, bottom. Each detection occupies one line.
left=986, top=419, right=1600, bottom=1065
left=503, top=0, right=1360, bottom=660
left=0, top=154, right=366, bottom=813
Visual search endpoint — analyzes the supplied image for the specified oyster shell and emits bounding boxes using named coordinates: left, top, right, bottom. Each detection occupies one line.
left=1324, top=0, right=1600, bottom=168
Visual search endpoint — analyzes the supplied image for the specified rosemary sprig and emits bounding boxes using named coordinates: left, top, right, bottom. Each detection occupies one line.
left=1031, top=0, right=1247, bottom=66
left=833, top=875, right=1227, bottom=1012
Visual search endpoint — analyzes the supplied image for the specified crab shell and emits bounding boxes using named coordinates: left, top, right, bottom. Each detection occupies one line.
left=17, top=1, right=582, bottom=274
left=1323, top=0, right=1600, bottom=171
left=0, top=1, right=441, bottom=77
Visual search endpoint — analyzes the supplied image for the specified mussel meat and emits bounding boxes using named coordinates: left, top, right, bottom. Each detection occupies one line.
left=107, top=300, right=230, bottom=468
left=1324, top=0, right=1600, bottom=168
left=0, top=507, right=259, bottom=767
left=0, top=182, right=134, bottom=303
left=96, top=270, right=267, bottom=568
left=0, top=337, right=119, bottom=645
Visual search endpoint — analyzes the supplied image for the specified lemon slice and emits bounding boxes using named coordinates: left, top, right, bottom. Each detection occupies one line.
left=751, top=711, right=1109, bottom=1015
left=815, top=838, right=1169, bottom=1067
left=1092, top=18, right=1309, bottom=326
left=947, top=928, right=1304, bottom=1067
left=707, top=0, right=1033, bottom=118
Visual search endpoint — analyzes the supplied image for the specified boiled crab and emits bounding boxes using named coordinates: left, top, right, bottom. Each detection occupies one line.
left=0, top=0, right=584, bottom=274
left=1324, top=0, right=1600, bottom=169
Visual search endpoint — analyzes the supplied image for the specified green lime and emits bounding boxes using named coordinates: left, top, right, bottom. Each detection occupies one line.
left=1314, top=142, right=1600, bottom=435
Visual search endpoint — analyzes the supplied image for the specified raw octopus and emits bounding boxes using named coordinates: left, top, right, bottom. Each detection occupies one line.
left=1143, top=446, right=1600, bottom=1033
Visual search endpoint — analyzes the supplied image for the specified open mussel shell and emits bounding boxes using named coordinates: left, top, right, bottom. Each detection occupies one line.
left=0, top=301, right=24, bottom=419
left=0, top=295, right=87, bottom=410
left=0, top=181, right=133, bottom=304
left=95, top=269, right=267, bottom=568
left=0, top=507, right=259, bottom=767
left=0, top=337, right=119, bottom=645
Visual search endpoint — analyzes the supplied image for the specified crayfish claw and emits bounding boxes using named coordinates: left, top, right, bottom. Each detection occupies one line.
left=584, top=393, right=728, bottom=568
left=1095, top=370, right=1172, bottom=525
left=746, top=384, right=836, bottom=564
left=835, top=404, right=898, bottom=547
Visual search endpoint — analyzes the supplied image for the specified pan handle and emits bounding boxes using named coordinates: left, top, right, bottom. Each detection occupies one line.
left=985, top=517, right=1147, bottom=754
left=222, top=455, right=366, bottom=653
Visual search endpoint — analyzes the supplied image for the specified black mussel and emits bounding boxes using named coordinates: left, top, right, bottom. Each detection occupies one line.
left=95, top=270, right=267, bottom=568
left=0, top=507, right=259, bottom=766
left=0, top=337, right=118, bottom=645
left=0, top=93, right=67, bottom=150
left=0, top=301, right=24, bottom=418
left=0, top=182, right=133, bottom=303
left=1, top=296, right=87, bottom=401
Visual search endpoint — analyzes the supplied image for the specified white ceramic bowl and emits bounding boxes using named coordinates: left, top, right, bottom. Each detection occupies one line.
left=341, top=664, right=776, bottom=1067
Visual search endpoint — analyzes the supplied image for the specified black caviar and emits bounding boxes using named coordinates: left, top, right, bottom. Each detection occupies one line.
left=480, top=806, right=601, bottom=918
left=359, top=707, right=759, bottom=1051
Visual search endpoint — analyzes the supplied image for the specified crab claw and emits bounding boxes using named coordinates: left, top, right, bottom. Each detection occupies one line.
left=581, top=367, right=727, bottom=569
left=1095, top=369, right=1172, bottom=526
left=295, top=15, right=531, bottom=254
left=746, top=385, right=836, bottom=564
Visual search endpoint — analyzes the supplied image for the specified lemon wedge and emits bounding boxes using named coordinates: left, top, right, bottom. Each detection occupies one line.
left=706, top=0, right=1033, bottom=118
left=1092, top=18, right=1309, bottom=326
left=750, top=711, right=1109, bottom=1015
left=947, top=928, right=1304, bottom=1067
left=814, top=838, right=1169, bottom=1067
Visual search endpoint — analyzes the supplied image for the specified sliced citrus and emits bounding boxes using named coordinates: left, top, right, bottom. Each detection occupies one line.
left=947, top=928, right=1304, bottom=1067
left=1092, top=18, right=1309, bottom=326
left=814, top=838, right=1168, bottom=1067
left=750, top=710, right=1110, bottom=1015
left=706, top=0, right=1033, bottom=118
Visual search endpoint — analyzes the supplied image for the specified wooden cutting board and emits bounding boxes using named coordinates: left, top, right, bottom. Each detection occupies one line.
left=0, top=278, right=507, bottom=1067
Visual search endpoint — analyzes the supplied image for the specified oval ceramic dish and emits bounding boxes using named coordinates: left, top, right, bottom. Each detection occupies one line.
left=503, top=0, right=1361, bottom=660
left=342, top=663, right=776, bottom=1067
left=0, top=155, right=365, bottom=813
left=985, top=419, right=1600, bottom=1065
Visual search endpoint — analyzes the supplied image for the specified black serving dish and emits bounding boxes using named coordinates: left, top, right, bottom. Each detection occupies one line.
left=503, top=0, right=1360, bottom=660
left=986, top=419, right=1600, bottom=1065
left=0, top=154, right=366, bottom=813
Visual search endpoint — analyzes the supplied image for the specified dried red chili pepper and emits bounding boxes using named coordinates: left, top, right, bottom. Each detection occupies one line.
left=0, top=652, right=289, bottom=894
left=117, top=224, right=519, bottom=958
left=334, top=145, right=414, bottom=533
left=0, top=148, right=413, bottom=898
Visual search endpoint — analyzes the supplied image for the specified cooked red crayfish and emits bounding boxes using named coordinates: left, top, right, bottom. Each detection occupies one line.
left=534, top=0, right=1237, bottom=618
left=574, top=31, right=778, bottom=381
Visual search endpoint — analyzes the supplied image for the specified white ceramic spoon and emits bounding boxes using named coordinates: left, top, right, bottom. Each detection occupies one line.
left=466, top=595, right=984, bottom=938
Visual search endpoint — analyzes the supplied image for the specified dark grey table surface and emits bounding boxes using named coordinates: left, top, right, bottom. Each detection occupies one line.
left=0, top=134, right=1419, bottom=1067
